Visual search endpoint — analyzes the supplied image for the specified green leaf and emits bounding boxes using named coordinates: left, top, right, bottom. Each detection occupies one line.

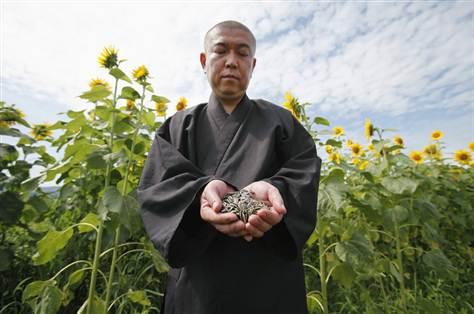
left=99, top=186, right=123, bottom=216
left=0, top=127, right=32, bottom=139
left=306, top=292, right=324, bottom=313
left=381, top=177, right=418, bottom=194
left=0, top=191, right=24, bottom=224
left=120, top=196, right=142, bottom=234
left=145, top=84, right=154, bottom=93
left=109, top=67, right=132, bottom=83
left=33, top=228, right=74, bottom=265
left=0, top=248, right=13, bottom=271
left=38, top=284, right=63, bottom=313
left=23, top=280, right=63, bottom=314
left=78, top=213, right=100, bottom=233
left=314, top=116, right=330, bottom=126
left=127, top=290, right=151, bottom=306
left=325, top=139, right=342, bottom=148
left=151, top=95, right=170, bottom=104
left=67, top=268, right=85, bottom=288
left=146, top=242, right=169, bottom=273
left=23, top=280, right=49, bottom=303
left=418, top=297, right=442, bottom=314
left=142, top=111, right=155, bottom=127
left=332, top=263, right=356, bottom=289
left=384, top=205, right=409, bottom=225
left=86, top=149, right=108, bottom=169
left=79, top=86, right=111, bottom=102
left=77, top=295, right=106, bottom=314
left=0, top=143, right=19, bottom=161
left=117, top=179, right=133, bottom=196
left=422, top=249, right=456, bottom=278
left=390, top=262, right=403, bottom=283
left=335, top=233, right=373, bottom=265
left=29, top=195, right=49, bottom=213
left=119, top=86, right=141, bottom=100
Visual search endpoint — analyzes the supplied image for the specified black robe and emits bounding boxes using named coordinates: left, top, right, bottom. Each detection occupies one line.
left=138, top=93, right=322, bottom=314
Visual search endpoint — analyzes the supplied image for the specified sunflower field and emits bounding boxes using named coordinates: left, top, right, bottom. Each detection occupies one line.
left=1, top=48, right=473, bottom=313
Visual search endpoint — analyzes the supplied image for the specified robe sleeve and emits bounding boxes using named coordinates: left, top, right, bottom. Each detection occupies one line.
left=262, top=111, right=322, bottom=260
left=137, top=117, right=218, bottom=268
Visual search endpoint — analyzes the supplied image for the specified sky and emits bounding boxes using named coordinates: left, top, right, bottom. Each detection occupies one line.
left=1, top=0, right=473, bottom=165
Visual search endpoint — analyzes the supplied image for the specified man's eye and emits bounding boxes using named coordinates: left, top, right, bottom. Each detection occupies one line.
left=239, top=50, right=250, bottom=56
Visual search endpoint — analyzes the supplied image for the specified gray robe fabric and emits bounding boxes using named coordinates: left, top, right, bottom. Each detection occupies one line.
left=138, top=93, right=321, bottom=314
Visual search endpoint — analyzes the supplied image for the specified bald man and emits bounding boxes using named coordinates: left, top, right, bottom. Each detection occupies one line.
left=138, top=20, right=321, bottom=314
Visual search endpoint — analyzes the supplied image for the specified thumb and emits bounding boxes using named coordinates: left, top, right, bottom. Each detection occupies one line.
left=212, top=200, right=222, bottom=213
left=268, top=188, right=286, bottom=215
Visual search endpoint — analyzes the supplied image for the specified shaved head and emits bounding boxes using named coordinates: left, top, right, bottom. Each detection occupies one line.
left=204, top=20, right=256, bottom=56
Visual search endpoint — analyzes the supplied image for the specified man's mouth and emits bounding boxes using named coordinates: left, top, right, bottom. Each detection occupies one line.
left=221, top=74, right=239, bottom=80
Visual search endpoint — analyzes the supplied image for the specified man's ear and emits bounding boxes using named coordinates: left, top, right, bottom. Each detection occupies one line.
left=250, top=58, right=257, bottom=77
left=200, top=52, right=207, bottom=70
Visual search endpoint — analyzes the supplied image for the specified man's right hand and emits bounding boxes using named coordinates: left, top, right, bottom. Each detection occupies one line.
left=200, top=180, right=248, bottom=237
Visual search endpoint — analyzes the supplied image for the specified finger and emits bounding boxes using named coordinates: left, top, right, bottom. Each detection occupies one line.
left=201, top=207, right=238, bottom=224
left=248, top=214, right=272, bottom=232
left=244, top=235, right=253, bottom=242
left=268, top=188, right=286, bottom=215
left=256, top=208, right=283, bottom=226
left=213, top=220, right=246, bottom=235
left=245, top=222, right=264, bottom=238
left=228, top=229, right=250, bottom=238
left=203, top=189, right=223, bottom=212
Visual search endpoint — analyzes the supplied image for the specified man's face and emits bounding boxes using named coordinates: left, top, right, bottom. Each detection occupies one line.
left=200, top=27, right=256, bottom=102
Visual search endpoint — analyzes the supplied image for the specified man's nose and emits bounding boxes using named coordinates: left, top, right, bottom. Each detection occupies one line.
left=225, top=51, right=238, bottom=68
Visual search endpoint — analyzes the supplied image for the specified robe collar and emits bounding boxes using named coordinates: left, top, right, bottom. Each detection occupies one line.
left=207, top=93, right=252, bottom=130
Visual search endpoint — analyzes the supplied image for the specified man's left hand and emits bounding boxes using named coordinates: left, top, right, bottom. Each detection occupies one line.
left=242, top=181, right=287, bottom=241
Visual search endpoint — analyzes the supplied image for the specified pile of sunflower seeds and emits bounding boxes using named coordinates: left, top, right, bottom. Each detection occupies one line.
left=221, top=190, right=266, bottom=223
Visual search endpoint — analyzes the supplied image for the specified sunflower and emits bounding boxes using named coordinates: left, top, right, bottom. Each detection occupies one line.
left=176, top=97, right=188, bottom=111
left=126, top=100, right=135, bottom=110
left=0, top=108, right=25, bottom=128
left=469, top=141, right=474, bottom=151
left=431, top=130, right=443, bottom=141
left=351, top=158, right=360, bottom=164
left=365, top=119, right=374, bottom=141
left=409, top=151, right=424, bottom=164
left=329, top=152, right=341, bottom=164
left=393, top=136, right=404, bottom=146
left=98, top=46, right=118, bottom=69
left=282, top=91, right=301, bottom=121
left=423, top=144, right=441, bottom=160
left=454, top=149, right=471, bottom=165
left=155, top=102, right=168, bottom=117
left=89, top=78, right=111, bottom=91
left=350, top=143, right=363, bottom=157
left=325, top=145, right=333, bottom=154
left=346, top=139, right=353, bottom=147
left=132, top=65, right=149, bottom=82
left=358, top=160, right=369, bottom=170
left=332, top=126, right=344, bottom=137
left=31, top=123, right=52, bottom=140
left=367, top=144, right=374, bottom=152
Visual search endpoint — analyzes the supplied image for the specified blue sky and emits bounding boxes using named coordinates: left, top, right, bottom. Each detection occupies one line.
left=1, top=1, right=473, bottom=163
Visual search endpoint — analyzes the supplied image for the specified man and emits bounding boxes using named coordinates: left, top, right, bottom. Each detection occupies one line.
left=138, top=20, right=321, bottom=314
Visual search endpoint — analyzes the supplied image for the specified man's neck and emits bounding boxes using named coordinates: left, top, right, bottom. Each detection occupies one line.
left=218, top=94, right=245, bottom=114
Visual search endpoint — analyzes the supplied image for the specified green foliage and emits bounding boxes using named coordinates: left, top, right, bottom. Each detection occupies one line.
left=1, top=55, right=473, bottom=314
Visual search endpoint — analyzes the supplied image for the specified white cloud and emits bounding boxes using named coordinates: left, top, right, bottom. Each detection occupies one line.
left=1, top=1, right=473, bottom=153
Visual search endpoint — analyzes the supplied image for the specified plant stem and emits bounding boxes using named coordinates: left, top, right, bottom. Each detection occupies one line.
left=394, top=216, right=408, bottom=313
left=104, top=84, right=146, bottom=310
left=318, top=220, right=329, bottom=314
left=86, top=77, right=119, bottom=314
